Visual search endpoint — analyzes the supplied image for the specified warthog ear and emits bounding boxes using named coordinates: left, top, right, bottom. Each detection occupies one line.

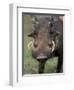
left=55, top=31, right=60, bottom=36
left=28, top=32, right=34, bottom=37
left=28, top=31, right=38, bottom=38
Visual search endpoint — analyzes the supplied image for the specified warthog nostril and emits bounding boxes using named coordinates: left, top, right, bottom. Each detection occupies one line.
left=37, top=56, right=47, bottom=60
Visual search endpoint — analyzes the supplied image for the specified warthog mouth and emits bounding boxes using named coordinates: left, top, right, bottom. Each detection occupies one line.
left=36, top=53, right=48, bottom=61
left=37, top=58, right=48, bottom=62
left=37, top=55, right=47, bottom=60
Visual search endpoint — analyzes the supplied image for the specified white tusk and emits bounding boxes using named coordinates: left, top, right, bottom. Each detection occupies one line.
left=52, top=41, right=55, bottom=52
left=28, top=41, right=34, bottom=50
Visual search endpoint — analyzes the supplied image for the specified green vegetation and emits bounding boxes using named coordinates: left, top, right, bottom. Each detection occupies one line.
left=23, top=15, right=58, bottom=74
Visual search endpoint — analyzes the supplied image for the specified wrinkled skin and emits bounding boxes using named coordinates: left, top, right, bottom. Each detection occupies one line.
left=28, top=15, right=63, bottom=73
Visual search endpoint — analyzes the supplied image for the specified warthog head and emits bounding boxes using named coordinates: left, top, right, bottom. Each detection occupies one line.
left=28, top=15, right=63, bottom=61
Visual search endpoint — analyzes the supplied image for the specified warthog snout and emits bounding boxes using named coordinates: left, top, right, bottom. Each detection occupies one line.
left=28, top=39, right=55, bottom=61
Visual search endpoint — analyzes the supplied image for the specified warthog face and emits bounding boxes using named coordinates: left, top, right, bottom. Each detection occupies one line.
left=28, top=15, right=63, bottom=61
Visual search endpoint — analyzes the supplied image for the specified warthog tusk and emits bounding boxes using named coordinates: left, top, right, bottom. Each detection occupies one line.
left=52, top=41, right=55, bottom=52
left=28, top=41, right=33, bottom=50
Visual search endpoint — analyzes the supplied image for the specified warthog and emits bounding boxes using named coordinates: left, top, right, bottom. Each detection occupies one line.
left=28, top=15, right=63, bottom=73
